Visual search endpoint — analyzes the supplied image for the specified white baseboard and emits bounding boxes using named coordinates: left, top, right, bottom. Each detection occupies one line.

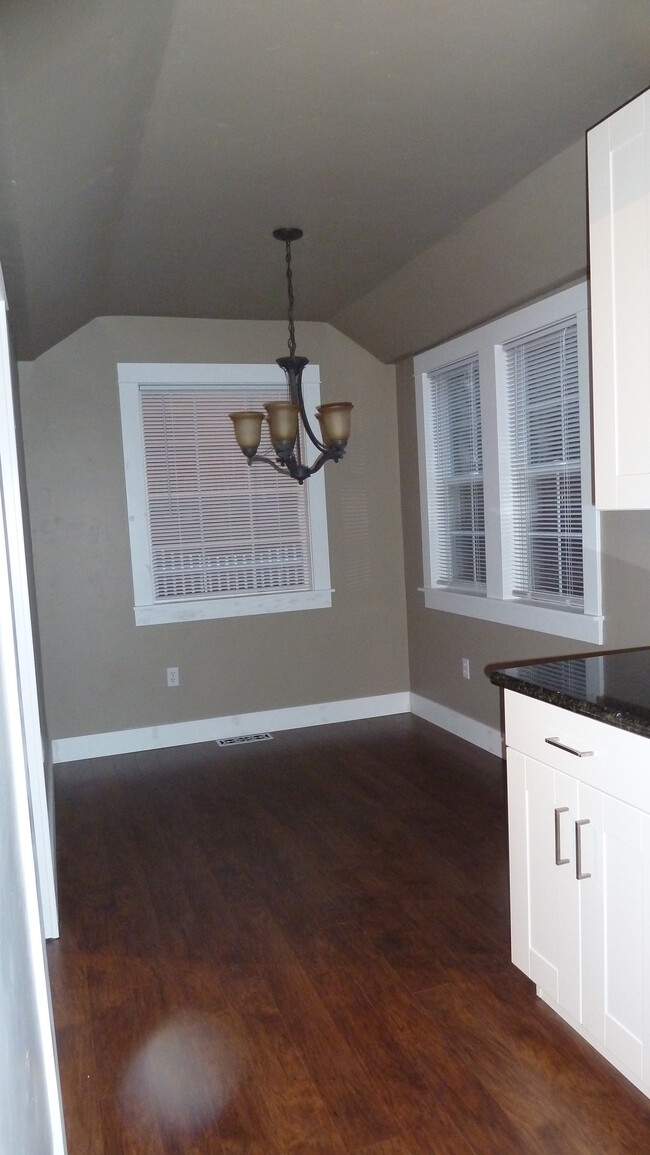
left=410, top=693, right=504, bottom=758
left=51, top=691, right=505, bottom=764
left=51, top=692, right=412, bottom=763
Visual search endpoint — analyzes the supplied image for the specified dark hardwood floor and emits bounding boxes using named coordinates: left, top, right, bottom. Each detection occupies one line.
left=47, top=715, right=650, bottom=1154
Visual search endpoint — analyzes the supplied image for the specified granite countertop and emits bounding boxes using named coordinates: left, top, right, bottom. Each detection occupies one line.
left=489, top=647, right=650, bottom=739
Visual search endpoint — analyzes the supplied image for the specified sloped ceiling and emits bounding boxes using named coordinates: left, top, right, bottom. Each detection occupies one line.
left=0, top=0, right=648, bottom=362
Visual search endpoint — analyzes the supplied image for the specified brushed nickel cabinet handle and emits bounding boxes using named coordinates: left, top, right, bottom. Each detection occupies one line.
left=575, top=819, right=591, bottom=880
left=554, top=806, right=570, bottom=865
left=545, top=736, right=594, bottom=758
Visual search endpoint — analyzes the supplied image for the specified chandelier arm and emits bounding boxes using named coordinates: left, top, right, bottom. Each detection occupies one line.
left=277, top=354, right=329, bottom=455
left=296, top=387, right=328, bottom=454
left=304, top=449, right=343, bottom=477
left=246, top=454, right=294, bottom=477
left=244, top=445, right=345, bottom=484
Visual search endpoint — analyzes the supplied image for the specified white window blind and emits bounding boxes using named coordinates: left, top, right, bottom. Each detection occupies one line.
left=428, top=355, right=485, bottom=589
left=506, top=320, right=584, bottom=608
left=140, top=384, right=313, bottom=602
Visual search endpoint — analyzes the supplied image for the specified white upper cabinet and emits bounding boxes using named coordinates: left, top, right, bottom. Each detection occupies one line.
left=588, top=87, right=650, bottom=509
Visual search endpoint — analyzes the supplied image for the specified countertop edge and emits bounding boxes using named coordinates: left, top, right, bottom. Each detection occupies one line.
left=489, top=669, right=650, bottom=740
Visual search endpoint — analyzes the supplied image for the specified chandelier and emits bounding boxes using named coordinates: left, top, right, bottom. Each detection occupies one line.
left=229, top=228, right=353, bottom=483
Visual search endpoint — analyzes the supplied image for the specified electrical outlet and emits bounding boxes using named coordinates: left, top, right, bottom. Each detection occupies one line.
left=167, top=666, right=179, bottom=688
left=461, top=657, right=470, bottom=680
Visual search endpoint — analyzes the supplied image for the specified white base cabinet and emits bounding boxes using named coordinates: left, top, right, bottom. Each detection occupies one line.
left=505, top=690, right=650, bottom=1098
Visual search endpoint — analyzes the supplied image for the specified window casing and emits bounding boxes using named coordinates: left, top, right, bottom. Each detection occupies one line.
left=414, top=284, right=603, bottom=643
left=118, top=363, right=332, bottom=625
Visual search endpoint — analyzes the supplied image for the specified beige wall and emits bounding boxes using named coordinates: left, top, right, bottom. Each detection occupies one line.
left=384, top=143, right=650, bottom=735
left=20, top=138, right=650, bottom=750
left=18, top=317, right=408, bottom=742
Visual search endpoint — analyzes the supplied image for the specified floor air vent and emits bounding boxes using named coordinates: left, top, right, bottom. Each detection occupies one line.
left=217, top=732, right=274, bottom=747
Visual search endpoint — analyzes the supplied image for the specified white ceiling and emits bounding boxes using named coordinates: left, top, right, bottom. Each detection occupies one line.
left=0, top=0, right=648, bottom=361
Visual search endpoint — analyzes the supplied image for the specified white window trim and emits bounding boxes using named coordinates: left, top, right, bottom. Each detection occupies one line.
left=118, top=363, right=332, bottom=626
left=414, top=284, right=603, bottom=644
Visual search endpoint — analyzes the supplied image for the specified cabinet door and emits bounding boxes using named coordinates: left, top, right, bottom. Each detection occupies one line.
left=581, top=785, right=650, bottom=1085
left=588, top=87, right=650, bottom=509
left=507, top=749, right=581, bottom=1020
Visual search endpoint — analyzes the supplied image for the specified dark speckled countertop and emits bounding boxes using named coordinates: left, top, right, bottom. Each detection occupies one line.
left=489, top=648, right=650, bottom=739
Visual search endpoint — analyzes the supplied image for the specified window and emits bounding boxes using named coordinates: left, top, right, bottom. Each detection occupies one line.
left=118, top=363, right=332, bottom=625
left=414, top=284, right=602, bottom=643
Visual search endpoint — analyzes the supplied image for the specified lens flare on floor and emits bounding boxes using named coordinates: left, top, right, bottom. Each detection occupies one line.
left=119, top=1011, right=243, bottom=1135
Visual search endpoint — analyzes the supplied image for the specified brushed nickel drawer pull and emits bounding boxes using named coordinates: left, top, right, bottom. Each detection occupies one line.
left=554, top=806, right=570, bottom=866
left=545, top=736, right=594, bottom=758
left=575, top=818, right=591, bottom=880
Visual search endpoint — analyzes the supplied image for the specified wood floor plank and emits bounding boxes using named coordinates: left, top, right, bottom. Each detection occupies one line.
left=356, top=1141, right=416, bottom=1155
left=54, top=1021, right=104, bottom=1155
left=47, top=942, right=92, bottom=1029
left=220, top=964, right=349, bottom=1153
left=285, top=925, right=473, bottom=1154
left=262, top=962, right=398, bottom=1151
left=294, top=918, right=525, bottom=1155
left=420, top=964, right=650, bottom=1154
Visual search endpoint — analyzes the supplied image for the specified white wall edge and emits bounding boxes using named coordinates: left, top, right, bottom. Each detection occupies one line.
left=410, top=693, right=504, bottom=758
left=51, top=692, right=412, bottom=763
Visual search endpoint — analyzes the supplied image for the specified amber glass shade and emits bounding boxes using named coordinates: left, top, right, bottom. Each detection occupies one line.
left=316, top=402, right=353, bottom=447
left=264, top=401, right=299, bottom=449
left=229, top=410, right=264, bottom=453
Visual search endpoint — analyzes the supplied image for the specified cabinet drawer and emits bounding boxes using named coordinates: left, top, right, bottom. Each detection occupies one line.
left=504, top=690, right=650, bottom=813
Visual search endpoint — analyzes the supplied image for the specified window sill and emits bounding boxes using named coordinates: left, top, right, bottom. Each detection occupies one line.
left=420, top=587, right=603, bottom=644
left=134, top=588, right=333, bottom=626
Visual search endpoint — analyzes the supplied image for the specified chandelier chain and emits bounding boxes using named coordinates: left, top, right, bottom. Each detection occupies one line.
left=284, top=239, right=296, bottom=359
